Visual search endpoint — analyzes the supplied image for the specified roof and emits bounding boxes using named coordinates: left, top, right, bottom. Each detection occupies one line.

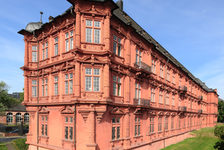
left=112, top=5, right=216, bottom=93
left=18, top=0, right=217, bottom=94
left=25, top=22, right=43, bottom=32
left=7, top=104, right=26, bottom=112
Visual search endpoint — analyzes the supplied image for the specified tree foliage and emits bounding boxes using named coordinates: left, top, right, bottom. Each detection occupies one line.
left=218, top=100, right=224, bottom=123
left=214, top=125, right=224, bottom=150
left=0, top=81, right=19, bottom=112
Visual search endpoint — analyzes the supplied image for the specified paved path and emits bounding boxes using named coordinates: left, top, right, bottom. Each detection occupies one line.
left=6, top=143, right=16, bottom=150
left=0, top=136, right=24, bottom=143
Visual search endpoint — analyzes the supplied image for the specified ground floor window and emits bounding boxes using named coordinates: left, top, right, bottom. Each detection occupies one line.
left=112, top=117, right=120, bottom=140
left=64, top=116, right=74, bottom=140
left=7, top=113, right=13, bottom=123
left=40, top=115, right=48, bottom=136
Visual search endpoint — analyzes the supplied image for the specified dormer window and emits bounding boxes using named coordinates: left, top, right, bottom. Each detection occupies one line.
left=85, top=20, right=101, bottom=44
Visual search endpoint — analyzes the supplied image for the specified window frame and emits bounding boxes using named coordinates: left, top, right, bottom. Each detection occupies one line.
left=134, top=116, right=141, bottom=136
left=112, top=75, right=122, bottom=96
left=32, top=45, right=38, bottom=62
left=85, top=19, right=101, bottom=44
left=85, top=67, right=100, bottom=92
left=112, top=116, right=121, bottom=140
left=64, top=73, right=73, bottom=94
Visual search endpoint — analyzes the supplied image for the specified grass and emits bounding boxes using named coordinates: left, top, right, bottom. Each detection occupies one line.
left=12, top=138, right=28, bottom=150
left=162, top=127, right=219, bottom=150
left=0, top=145, right=7, bottom=150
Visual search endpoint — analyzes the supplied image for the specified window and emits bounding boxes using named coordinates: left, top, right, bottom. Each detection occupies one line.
left=171, top=117, right=174, bottom=130
left=85, top=68, right=100, bottom=92
left=24, top=113, right=29, bottom=123
left=113, top=76, right=121, bottom=96
left=42, top=42, right=48, bottom=60
left=135, top=116, right=141, bottom=136
left=160, top=63, right=164, bottom=78
left=65, top=73, right=73, bottom=94
left=159, top=90, right=163, bottom=104
left=166, top=69, right=170, bottom=81
left=54, top=76, right=59, bottom=95
left=32, top=45, right=37, bottom=62
left=165, top=93, right=169, bottom=105
left=16, top=113, right=22, bottom=123
left=42, top=78, right=48, bottom=96
left=149, top=117, right=154, bottom=133
left=54, top=37, right=59, bottom=56
left=183, top=117, right=186, bottom=128
left=158, top=117, right=162, bottom=132
left=64, top=116, right=74, bottom=140
left=113, top=35, right=121, bottom=56
left=152, top=59, right=156, bottom=73
left=32, top=80, right=37, bottom=97
left=6, top=113, right=13, bottom=124
left=151, top=88, right=155, bottom=102
left=164, top=117, right=168, bottom=131
left=86, top=20, right=101, bottom=43
left=178, top=117, right=181, bottom=129
left=172, top=73, right=175, bottom=84
left=135, top=83, right=141, bottom=102
left=112, top=117, right=120, bottom=140
left=65, top=31, right=73, bottom=52
left=136, top=49, right=142, bottom=65
left=40, top=115, right=48, bottom=136
left=172, top=94, right=175, bottom=106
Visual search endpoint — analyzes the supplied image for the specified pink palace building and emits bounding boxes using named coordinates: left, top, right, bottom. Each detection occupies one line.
left=18, top=0, right=218, bottom=150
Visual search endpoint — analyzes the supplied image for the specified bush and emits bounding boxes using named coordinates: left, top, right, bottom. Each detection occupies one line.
left=214, top=125, right=224, bottom=140
left=13, top=138, right=28, bottom=150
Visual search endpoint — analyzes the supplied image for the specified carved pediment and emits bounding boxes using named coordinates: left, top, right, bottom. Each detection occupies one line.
left=134, top=108, right=143, bottom=115
left=165, top=112, right=171, bottom=116
left=158, top=111, right=164, bottom=116
left=110, top=107, right=124, bottom=115
left=39, top=107, right=49, bottom=114
left=61, top=106, right=74, bottom=114
left=171, top=112, right=177, bottom=116
left=81, top=5, right=105, bottom=16
left=148, top=110, right=157, bottom=116
left=82, top=55, right=103, bottom=64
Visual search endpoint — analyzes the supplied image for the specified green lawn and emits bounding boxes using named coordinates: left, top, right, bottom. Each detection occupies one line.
left=162, top=127, right=219, bottom=150
left=0, top=145, right=8, bottom=150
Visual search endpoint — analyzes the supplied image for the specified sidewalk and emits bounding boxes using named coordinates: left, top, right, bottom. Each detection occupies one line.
left=6, top=143, right=16, bottom=150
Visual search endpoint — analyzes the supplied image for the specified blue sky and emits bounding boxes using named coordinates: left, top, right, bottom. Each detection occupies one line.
left=0, top=0, right=223, bottom=99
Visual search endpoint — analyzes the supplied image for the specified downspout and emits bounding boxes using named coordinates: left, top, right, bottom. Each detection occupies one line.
left=74, top=103, right=76, bottom=149
left=33, top=31, right=40, bottom=150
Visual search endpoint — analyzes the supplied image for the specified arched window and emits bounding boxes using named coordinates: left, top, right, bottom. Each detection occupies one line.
left=6, top=113, right=13, bottom=124
left=16, top=113, right=22, bottom=123
left=24, top=113, right=29, bottom=123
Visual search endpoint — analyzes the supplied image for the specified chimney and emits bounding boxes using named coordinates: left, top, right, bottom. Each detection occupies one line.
left=49, top=16, right=54, bottom=22
left=40, top=11, right=43, bottom=23
left=116, top=0, right=123, bottom=10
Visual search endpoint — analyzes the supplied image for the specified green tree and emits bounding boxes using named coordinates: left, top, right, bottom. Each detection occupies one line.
left=0, top=81, right=19, bottom=112
left=19, top=88, right=24, bottom=103
left=218, top=99, right=224, bottom=123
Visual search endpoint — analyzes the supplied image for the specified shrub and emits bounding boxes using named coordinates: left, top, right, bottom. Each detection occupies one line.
left=214, top=125, right=224, bottom=140
left=13, top=138, right=28, bottom=150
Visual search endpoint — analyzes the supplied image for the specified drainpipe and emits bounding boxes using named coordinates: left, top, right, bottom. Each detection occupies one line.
left=74, top=103, right=76, bottom=149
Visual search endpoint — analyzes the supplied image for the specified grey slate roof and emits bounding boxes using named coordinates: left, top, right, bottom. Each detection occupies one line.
left=25, top=22, right=43, bottom=32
